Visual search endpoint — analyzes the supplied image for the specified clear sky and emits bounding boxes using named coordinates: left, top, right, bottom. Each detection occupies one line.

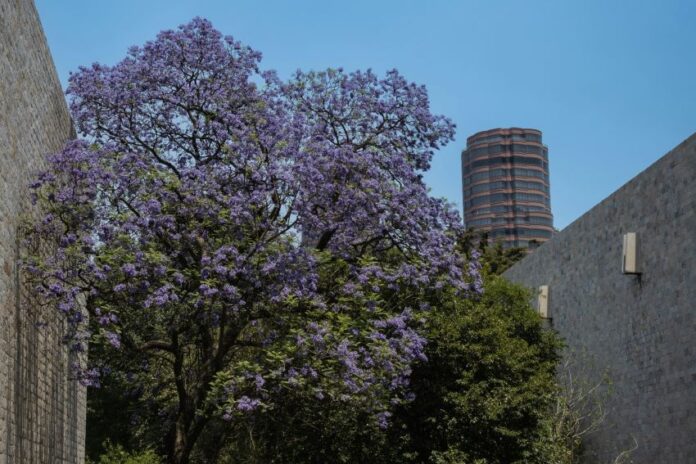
left=35, top=0, right=696, bottom=230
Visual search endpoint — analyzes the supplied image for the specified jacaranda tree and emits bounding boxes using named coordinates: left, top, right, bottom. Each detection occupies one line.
left=25, top=18, right=480, bottom=463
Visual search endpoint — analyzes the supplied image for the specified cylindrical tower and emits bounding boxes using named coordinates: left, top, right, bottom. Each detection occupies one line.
left=462, top=127, right=553, bottom=248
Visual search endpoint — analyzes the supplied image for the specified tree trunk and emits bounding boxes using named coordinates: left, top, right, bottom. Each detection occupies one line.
left=169, top=416, right=191, bottom=464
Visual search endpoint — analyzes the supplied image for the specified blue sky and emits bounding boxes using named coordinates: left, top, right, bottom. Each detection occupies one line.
left=35, top=0, right=696, bottom=230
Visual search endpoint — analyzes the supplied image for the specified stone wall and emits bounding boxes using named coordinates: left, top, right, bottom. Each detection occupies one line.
left=504, top=134, right=696, bottom=463
left=0, top=0, right=86, bottom=462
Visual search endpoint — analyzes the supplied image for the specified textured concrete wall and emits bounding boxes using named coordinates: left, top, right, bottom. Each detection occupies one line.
left=0, top=0, right=86, bottom=462
left=504, top=134, right=696, bottom=463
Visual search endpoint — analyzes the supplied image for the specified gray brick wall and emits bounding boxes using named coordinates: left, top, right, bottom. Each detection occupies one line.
left=0, top=0, right=86, bottom=462
left=504, top=134, right=696, bottom=463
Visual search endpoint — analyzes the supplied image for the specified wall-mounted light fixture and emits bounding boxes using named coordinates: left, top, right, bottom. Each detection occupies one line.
left=538, top=285, right=549, bottom=319
left=622, top=232, right=640, bottom=275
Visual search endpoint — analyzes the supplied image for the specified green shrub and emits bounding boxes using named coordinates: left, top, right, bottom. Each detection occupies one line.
left=88, top=441, right=161, bottom=464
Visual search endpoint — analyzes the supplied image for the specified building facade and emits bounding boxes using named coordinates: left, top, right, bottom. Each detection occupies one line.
left=504, top=133, right=696, bottom=463
left=462, top=128, right=553, bottom=248
left=0, top=0, right=86, bottom=462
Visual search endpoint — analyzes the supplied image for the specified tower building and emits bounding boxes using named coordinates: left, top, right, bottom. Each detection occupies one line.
left=462, top=128, right=553, bottom=248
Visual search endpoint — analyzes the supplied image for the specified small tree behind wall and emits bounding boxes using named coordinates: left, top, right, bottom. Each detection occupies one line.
left=548, top=352, right=638, bottom=464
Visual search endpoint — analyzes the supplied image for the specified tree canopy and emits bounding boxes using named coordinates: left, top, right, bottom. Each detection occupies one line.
left=25, top=18, right=479, bottom=463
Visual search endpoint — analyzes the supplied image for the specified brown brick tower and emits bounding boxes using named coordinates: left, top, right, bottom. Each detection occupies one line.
left=462, top=128, right=553, bottom=248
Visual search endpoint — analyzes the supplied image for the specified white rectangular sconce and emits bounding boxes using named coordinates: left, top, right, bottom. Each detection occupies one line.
left=538, top=285, right=549, bottom=319
left=622, top=232, right=639, bottom=274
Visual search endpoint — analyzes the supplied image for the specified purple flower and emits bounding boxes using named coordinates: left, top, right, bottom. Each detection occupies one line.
left=254, top=374, right=265, bottom=390
left=173, top=272, right=185, bottom=285
left=376, top=411, right=392, bottom=430
left=113, top=283, right=126, bottom=293
left=121, top=263, right=137, bottom=277
left=48, top=283, right=64, bottom=296
left=236, top=396, right=260, bottom=412
left=199, top=284, right=218, bottom=298
left=104, top=331, right=121, bottom=348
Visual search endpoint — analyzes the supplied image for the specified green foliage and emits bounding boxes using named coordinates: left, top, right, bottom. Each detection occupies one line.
left=86, top=233, right=567, bottom=463
left=85, top=373, right=165, bottom=462
left=394, top=276, right=563, bottom=463
left=205, top=393, right=395, bottom=464
left=85, top=379, right=136, bottom=460
left=192, top=276, right=563, bottom=464
left=481, top=241, right=528, bottom=276
left=458, top=228, right=528, bottom=277
left=88, top=441, right=161, bottom=464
